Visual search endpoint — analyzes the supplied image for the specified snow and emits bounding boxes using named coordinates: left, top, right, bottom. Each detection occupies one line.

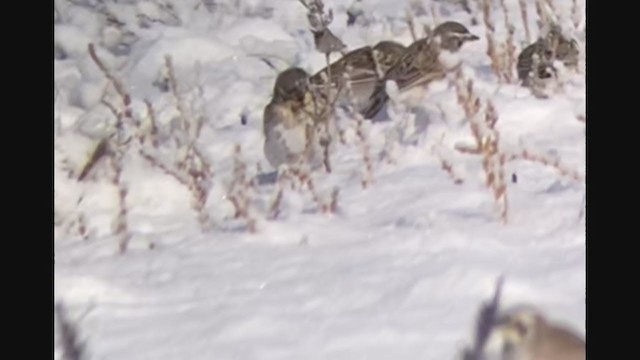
left=54, top=1, right=585, bottom=359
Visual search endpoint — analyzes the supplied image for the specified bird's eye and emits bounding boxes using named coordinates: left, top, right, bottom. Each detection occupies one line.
left=297, top=79, right=308, bottom=90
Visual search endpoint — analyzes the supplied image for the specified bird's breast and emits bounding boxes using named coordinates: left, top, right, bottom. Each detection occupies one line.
left=438, top=49, right=463, bottom=70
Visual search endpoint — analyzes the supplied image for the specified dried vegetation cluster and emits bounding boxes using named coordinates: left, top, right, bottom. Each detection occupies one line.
left=54, top=0, right=585, bottom=251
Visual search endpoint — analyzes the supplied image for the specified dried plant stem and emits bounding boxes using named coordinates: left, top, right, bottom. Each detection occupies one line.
left=356, top=115, right=374, bottom=188
left=139, top=148, right=212, bottom=231
left=107, top=151, right=131, bottom=254
left=88, top=43, right=137, bottom=248
left=441, top=157, right=464, bottom=184
left=268, top=186, right=284, bottom=220
left=430, top=2, right=439, bottom=25
left=454, top=71, right=508, bottom=223
left=90, top=45, right=133, bottom=143
left=305, top=175, right=325, bottom=211
left=190, top=173, right=212, bottom=231
left=405, top=9, right=418, bottom=42
left=143, top=99, right=160, bottom=149
left=534, top=0, right=549, bottom=31
left=139, top=150, right=189, bottom=187
left=322, top=55, right=333, bottom=174
left=164, top=57, right=209, bottom=186
left=323, top=139, right=332, bottom=173
left=432, top=138, right=464, bottom=185
left=498, top=0, right=511, bottom=25
left=453, top=70, right=582, bottom=223
left=329, top=187, right=339, bottom=213
left=342, top=72, right=374, bottom=188
left=505, top=27, right=517, bottom=83
left=146, top=73, right=213, bottom=231
left=499, top=0, right=517, bottom=83
left=571, top=0, right=582, bottom=30
left=481, top=0, right=503, bottom=83
left=518, top=0, right=532, bottom=43
left=544, top=0, right=557, bottom=13
left=165, top=55, right=190, bottom=137
left=504, top=149, right=583, bottom=181
left=480, top=102, right=508, bottom=223
left=292, top=168, right=333, bottom=213
left=227, top=145, right=256, bottom=232
left=88, top=44, right=131, bottom=120
left=77, top=212, right=90, bottom=241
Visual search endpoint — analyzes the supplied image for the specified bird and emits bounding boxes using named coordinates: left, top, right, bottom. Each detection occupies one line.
left=309, top=40, right=407, bottom=113
left=483, top=304, right=585, bottom=360
left=362, top=21, right=480, bottom=119
left=517, top=25, right=580, bottom=86
left=263, top=67, right=337, bottom=172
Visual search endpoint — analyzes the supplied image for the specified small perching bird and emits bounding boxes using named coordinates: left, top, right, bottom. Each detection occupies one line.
left=262, top=67, right=337, bottom=172
left=516, top=24, right=580, bottom=87
left=483, top=304, right=586, bottom=360
left=461, top=278, right=585, bottom=360
left=309, top=40, right=407, bottom=113
left=362, top=21, right=480, bottom=119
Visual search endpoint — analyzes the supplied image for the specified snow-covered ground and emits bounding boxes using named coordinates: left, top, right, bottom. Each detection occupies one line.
left=54, top=0, right=586, bottom=359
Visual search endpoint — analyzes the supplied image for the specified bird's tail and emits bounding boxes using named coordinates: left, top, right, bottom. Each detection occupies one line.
left=362, top=83, right=389, bottom=120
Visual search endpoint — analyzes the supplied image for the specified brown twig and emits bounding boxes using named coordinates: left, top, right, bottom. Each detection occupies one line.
left=88, top=43, right=135, bottom=250
left=107, top=151, right=131, bottom=254
left=88, top=44, right=131, bottom=120
left=481, top=0, right=503, bottom=83
left=499, top=0, right=517, bottom=83
left=518, top=0, right=532, bottom=43
left=165, top=55, right=191, bottom=141
left=77, top=212, right=90, bottom=241
left=454, top=71, right=508, bottom=223
left=504, top=148, right=583, bottom=181
left=406, top=9, right=418, bottom=42
left=342, top=71, right=374, bottom=188
left=329, top=187, right=339, bottom=213
left=268, top=187, right=284, bottom=220
left=227, top=145, right=256, bottom=232
left=143, top=99, right=160, bottom=149
left=453, top=70, right=582, bottom=223
left=433, top=138, right=465, bottom=185
left=534, top=0, right=549, bottom=32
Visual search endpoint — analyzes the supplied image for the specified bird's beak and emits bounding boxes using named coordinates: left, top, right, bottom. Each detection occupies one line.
left=467, top=34, right=480, bottom=41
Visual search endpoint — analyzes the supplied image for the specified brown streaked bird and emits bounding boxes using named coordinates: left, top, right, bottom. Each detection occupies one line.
left=309, top=40, right=407, bottom=113
left=517, top=25, right=580, bottom=86
left=484, top=305, right=585, bottom=360
left=362, top=21, right=480, bottom=119
left=263, top=67, right=337, bottom=171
